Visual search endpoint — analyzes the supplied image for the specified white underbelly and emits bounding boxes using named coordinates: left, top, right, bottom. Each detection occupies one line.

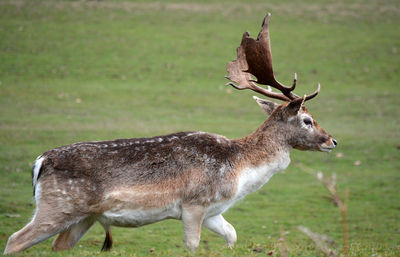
left=98, top=202, right=182, bottom=227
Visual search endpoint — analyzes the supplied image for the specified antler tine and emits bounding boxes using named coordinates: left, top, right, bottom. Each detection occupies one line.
left=292, top=73, right=297, bottom=91
left=304, top=83, right=320, bottom=101
left=225, top=82, right=292, bottom=102
left=289, top=83, right=321, bottom=106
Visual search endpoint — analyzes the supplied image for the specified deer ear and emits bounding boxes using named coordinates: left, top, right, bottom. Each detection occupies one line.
left=285, top=97, right=304, bottom=116
left=253, top=96, right=279, bottom=115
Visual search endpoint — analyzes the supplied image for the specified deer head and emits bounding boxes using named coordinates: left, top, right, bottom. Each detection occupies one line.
left=226, top=13, right=337, bottom=152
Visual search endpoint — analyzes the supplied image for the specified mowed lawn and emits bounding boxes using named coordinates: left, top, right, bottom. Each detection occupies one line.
left=0, top=0, right=399, bottom=256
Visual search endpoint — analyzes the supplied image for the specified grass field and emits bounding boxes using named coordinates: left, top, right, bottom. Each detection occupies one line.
left=0, top=0, right=399, bottom=256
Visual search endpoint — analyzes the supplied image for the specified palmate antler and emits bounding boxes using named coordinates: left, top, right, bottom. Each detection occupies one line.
left=226, top=13, right=320, bottom=103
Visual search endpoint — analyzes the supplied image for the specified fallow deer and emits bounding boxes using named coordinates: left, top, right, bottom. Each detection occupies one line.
left=4, top=13, right=337, bottom=255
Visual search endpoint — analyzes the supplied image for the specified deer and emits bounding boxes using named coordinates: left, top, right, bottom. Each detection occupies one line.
left=4, top=12, right=337, bottom=255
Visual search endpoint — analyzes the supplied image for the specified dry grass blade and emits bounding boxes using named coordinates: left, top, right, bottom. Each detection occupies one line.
left=341, top=188, right=350, bottom=257
left=297, top=226, right=337, bottom=257
left=279, top=226, right=288, bottom=257
left=317, top=171, right=341, bottom=207
left=294, top=163, right=341, bottom=206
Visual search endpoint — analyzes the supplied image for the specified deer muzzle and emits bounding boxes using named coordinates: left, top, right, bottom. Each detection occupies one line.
left=320, top=137, right=337, bottom=152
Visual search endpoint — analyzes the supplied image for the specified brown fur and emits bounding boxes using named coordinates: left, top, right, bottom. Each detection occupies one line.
left=36, top=132, right=243, bottom=210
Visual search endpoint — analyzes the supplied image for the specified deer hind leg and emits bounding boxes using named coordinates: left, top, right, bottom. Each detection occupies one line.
left=4, top=210, right=81, bottom=255
left=181, top=204, right=206, bottom=251
left=99, top=223, right=112, bottom=251
left=203, top=214, right=237, bottom=248
left=52, top=217, right=95, bottom=251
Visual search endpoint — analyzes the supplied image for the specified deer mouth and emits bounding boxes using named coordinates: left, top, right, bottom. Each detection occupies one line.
left=319, top=142, right=336, bottom=152
left=320, top=146, right=335, bottom=152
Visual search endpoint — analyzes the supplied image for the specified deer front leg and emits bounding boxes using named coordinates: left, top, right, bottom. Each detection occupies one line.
left=182, top=204, right=206, bottom=251
left=203, top=214, right=237, bottom=248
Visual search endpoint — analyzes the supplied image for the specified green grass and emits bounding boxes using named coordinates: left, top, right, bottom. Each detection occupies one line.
left=1, top=0, right=399, bottom=256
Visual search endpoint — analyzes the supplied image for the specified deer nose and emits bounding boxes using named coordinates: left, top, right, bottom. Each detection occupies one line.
left=332, top=139, right=338, bottom=146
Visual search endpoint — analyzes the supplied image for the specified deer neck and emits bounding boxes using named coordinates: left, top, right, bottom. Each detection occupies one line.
left=237, top=119, right=292, bottom=164
left=231, top=120, right=291, bottom=198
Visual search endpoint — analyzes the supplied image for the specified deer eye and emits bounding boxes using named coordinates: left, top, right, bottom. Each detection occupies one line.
left=303, top=117, right=313, bottom=126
